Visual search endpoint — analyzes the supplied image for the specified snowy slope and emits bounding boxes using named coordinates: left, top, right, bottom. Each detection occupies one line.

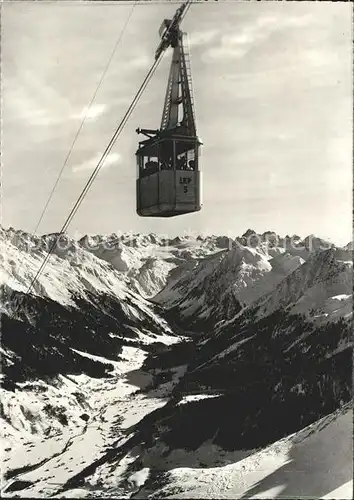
left=126, top=245, right=352, bottom=480
left=0, top=227, right=182, bottom=469
left=77, top=232, right=224, bottom=298
left=251, top=247, right=352, bottom=324
left=1, top=346, right=171, bottom=492
left=0, top=230, right=177, bottom=388
left=1, top=228, right=222, bottom=303
left=154, top=230, right=352, bottom=333
left=178, top=247, right=352, bottom=391
left=134, top=403, right=352, bottom=499
left=1, top=227, right=352, bottom=500
left=1, top=229, right=128, bottom=307
left=0, top=228, right=176, bottom=335
left=153, top=241, right=304, bottom=330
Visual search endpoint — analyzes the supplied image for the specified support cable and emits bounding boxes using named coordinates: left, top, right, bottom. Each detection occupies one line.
left=25, top=56, right=162, bottom=295
left=32, top=2, right=137, bottom=236
left=25, top=0, right=192, bottom=296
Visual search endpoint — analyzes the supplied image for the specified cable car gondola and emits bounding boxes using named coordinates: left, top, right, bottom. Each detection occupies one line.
left=136, top=4, right=203, bottom=217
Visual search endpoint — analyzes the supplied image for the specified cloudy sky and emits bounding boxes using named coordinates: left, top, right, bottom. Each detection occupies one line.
left=2, top=0, right=352, bottom=244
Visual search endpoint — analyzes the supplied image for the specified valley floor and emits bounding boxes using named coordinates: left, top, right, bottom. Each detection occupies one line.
left=1, top=342, right=353, bottom=499
left=1, top=346, right=168, bottom=498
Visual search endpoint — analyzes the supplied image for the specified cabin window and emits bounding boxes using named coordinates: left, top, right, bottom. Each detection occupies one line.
left=139, top=155, right=159, bottom=177
left=176, top=152, right=187, bottom=170
left=137, top=138, right=200, bottom=177
left=173, top=139, right=198, bottom=171
left=159, top=141, right=174, bottom=170
left=186, top=147, right=197, bottom=171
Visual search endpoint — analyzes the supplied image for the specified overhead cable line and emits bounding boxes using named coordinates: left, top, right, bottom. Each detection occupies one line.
left=32, top=1, right=137, bottom=236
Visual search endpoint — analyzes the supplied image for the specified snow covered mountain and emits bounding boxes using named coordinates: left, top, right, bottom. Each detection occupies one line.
left=169, top=245, right=352, bottom=403
left=77, top=232, right=224, bottom=298
left=1, top=226, right=351, bottom=386
left=132, top=402, right=352, bottom=499
left=121, top=238, right=352, bottom=493
left=1, top=227, right=181, bottom=462
left=252, top=246, right=352, bottom=323
left=153, top=230, right=351, bottom=332
left=1, top=226, right=352, bottom=499
left=153, top=245, right=306, bottom=328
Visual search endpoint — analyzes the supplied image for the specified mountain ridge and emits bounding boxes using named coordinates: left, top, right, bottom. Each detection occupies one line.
left=1, top=226, right=352, bottom=498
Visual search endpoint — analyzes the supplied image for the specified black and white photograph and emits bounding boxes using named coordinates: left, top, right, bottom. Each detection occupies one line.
left=1, top=0, right=353, bottom=498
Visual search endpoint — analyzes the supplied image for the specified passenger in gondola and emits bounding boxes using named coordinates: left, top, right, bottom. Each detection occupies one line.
left=176, top=157, right=185, bottom=170
left=188, top=159, right=195, bottom=170
left=145, top=160, right=159, bottom=174
left=161, top=159, right=171, bottom=170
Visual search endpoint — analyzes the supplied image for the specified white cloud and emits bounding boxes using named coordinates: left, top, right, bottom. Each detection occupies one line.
left=302, top=49, right=338, bottom=68
left=203, top=13, right=312, bottom=62
left=6, top=83, right=107, bottom=127
left=128, top=55, right=150, bottom=69
left=72, top=104, right=107, bottom=121
left=187, top=29, right=219, bottom=48
left=72, top=152, right=121, bottom=173
left=203, top=23, right=266, bottom=61
left=205, top=44, right=249, bottom=61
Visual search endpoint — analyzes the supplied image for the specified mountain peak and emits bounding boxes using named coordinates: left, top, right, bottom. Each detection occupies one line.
left=242, top=229, right=257, bottom=238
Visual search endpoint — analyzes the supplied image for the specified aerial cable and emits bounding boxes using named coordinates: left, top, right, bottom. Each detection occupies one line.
left=32, top=1, right=137, bottom=236
left=25, top=0, right=192, bottom=296
left=25, top=56, right=162, bottom=296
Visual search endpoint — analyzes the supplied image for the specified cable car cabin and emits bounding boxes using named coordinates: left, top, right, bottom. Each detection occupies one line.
left=135, top=4, right=203, bottom=218
left=136, top=132, right=202, bottom=217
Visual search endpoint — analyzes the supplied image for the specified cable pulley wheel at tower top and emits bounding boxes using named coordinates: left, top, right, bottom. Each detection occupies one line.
left=136, top=0, right=203, bottom=218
